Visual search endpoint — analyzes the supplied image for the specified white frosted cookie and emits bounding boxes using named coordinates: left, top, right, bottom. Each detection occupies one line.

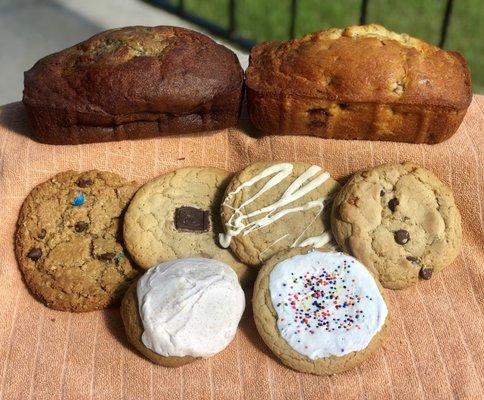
left=219, top=162, right=340, bottom=266
left=121, top=257, right=245, bottom=366
left=253, top=248, right=390, bottom=375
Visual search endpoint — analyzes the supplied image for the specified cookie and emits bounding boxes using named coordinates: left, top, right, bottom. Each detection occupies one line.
left=121, top=258, right=245, bottom=366
left=219, top=162, right=340, bottom=266
left=15, top=170, right=139, bottom=312
left=252, top=248, right=390, bottom=375
left=331, top=162, right=462, bottom=289
left=123, top=167, right=253, bottom=286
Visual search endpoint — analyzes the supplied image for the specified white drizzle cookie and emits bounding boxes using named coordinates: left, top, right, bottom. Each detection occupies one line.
left=219, top=162, right=340, bottom=266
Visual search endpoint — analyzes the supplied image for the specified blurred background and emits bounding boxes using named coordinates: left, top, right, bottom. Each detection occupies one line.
left=0, top=0, right=482, bottom=105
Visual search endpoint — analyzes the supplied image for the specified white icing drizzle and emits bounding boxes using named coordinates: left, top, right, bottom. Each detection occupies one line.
left=269, top=251, right=388, bottom=359
left=137, top=258, right=245, bottom=358
left=259, top=234, right=290, bottom=260
left=298, top=231, right=333, bottom=247
left=219, top=163, right=333, bottom=249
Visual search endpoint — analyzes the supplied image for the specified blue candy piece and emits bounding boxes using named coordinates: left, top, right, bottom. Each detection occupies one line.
left=71, top=193, right=85, bottom=206
left=114, top=251, right=125, bottom=261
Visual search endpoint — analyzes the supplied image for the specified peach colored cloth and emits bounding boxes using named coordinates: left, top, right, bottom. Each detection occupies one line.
left=0, top=99, right=483, bottom=400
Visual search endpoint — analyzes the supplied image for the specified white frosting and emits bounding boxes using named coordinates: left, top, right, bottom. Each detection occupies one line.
left=137, top=258, right=245, bottom=358
left=219, top=163, right=333, bottom=250
left=269, top=251, right=387, bottom=359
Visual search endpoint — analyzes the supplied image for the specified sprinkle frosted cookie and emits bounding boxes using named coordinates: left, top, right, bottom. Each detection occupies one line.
left=121, top=257, right=245, bottom=367
left=331, top=162, right=462, bottom=289
left=253, top=248, right=390, bottom=375
left=219, top=162, right=340, bottom=266
left=15, top=170, right=139, bottom=312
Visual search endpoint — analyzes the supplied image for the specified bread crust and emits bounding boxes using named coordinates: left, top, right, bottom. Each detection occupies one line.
left=23, top=26, right=244, bottom=144
left=246, top=24, right=472, bottom=144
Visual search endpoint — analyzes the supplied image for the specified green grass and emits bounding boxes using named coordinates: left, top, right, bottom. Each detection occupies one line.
left=182, top=0, right=483, bottom=93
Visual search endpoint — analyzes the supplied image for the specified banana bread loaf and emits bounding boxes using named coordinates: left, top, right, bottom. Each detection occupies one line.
left=23, top=26, right=244, bottom=145
left=246, top=24, right=472, bottom=144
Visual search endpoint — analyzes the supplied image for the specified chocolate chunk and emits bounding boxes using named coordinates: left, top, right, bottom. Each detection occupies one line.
left=37, top=229, right=46, bottom=239
left=99, top=252, right=116, bottom=261
left=76, top=178, right=93, bottom=188
left=406, top=256, right=419, bottom=263
left=394, top=229, right=410, bottom=245
left=388, top=198, right=399, bottom=212
left=74, top=221, right=88, bottom=233
left=307, top=108, right=329, bottom=127
left=420, top=267, right=433, bottom=280
left=339, top=103, right=349, bottom=110
left=380, top=190, right=385, bottom=197
left=175, top=206, right=209, bottom=232
left=27, top=247, right=42, bottom=261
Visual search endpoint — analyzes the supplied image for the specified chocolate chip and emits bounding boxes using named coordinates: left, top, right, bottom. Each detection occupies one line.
left=99, top=252, right=116, bottom=261
left=406, top=256, right=419, bottom=263
left=380, top=190, right=385, bottom=197
left=76, top=178, right=93, bottom=188
left=388, top=198, right=399, bottom=212
left=37, top=229, right=46, bottom=239
left=339, top=103, right=349, bottom=110
left=420, top=267, right=433, bottom=280
left=394, top=229, right=410, bottom=245
left=174, top=206, right=210, bottom=232
left=27, top=247, right=42, bottom=261
left=74, top=221, right=88, bottom=233
left=307, top=108, right=329, bottom=127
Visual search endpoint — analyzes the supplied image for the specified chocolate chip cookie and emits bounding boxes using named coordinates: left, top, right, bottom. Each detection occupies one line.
left=331, top=163, right=462, bottom=289
left=219, top=162, right=340, bottom=266
left=123, top=167, right=253, bottom=286
left=15, top=170, right=139, bottom=311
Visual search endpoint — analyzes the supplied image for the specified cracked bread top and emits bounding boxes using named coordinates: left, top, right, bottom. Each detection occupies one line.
left=23, top=26, right=243, bottom=116
left=246, top=24, right=471, bottom=110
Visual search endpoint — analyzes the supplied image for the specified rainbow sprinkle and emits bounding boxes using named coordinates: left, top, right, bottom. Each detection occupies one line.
left=274, top=259, right=366, bottom=334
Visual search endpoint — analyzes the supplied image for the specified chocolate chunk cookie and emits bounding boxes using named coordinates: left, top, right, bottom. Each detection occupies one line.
left=15, top=170, right=139, bottom=311
left=331, top=163, right=462, bottom=289
left=123, top=167, right=253, bottom=286
left=219, top=162, right=340, bottom=266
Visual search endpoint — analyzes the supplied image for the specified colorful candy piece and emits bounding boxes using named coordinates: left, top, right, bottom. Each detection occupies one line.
left=71, top=193, right=85, bottom=206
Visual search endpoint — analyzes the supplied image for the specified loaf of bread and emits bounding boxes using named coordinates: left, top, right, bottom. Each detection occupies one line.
left=246, top=24, right=472, bottom=144
left=23, top=26, right=243, bottom=144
